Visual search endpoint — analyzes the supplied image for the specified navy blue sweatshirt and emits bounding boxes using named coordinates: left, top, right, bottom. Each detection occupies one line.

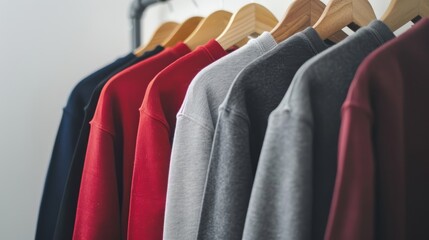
left=52, top=46, right=163, bottom=240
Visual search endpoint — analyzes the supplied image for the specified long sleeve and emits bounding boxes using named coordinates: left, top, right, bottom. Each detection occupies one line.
left=324, top=105, right=375, bottom=240
left=164, top=32, right=277, bottom=240
left=164, top=114, right=214, bottom=240
left=37, top=109, right=81, bottom=240
left=73, top=125, right=120, bottom=240
left=197, top=109, right=253, bottom=240
left=128, top=40, right=225, bottom=240
left=127, top=112, right=171, bottom=240
left=243, top=111, right=313, bottom=240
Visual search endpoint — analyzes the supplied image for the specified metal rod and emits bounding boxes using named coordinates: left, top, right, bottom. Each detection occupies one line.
left=131, top=15, right=142, bottom=49
left=130, top=0, right=167, bottom=49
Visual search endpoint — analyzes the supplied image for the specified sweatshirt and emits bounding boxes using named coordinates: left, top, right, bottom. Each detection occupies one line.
left=36, top=52, right=135, bottom=240
left=326, top=18, right=429, bottom=240
left=164, top=32, right=277, bottom=240
left=248, top=21, right=394, bottom=240
left=53, top=46, right=163, bottom=240
left=128, top=40, right=227, bottom=240
left=197, top=28, right=330, bottom=240
left=73, top=43, right=190, bottom=240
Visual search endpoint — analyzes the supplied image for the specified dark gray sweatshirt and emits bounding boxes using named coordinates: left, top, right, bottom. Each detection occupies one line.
left=197, top=28, right=331, bottom=240
left=243, top=21, right=394, bottom=240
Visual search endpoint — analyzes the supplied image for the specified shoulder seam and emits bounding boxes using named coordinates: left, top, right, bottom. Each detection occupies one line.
left=219, top=106, right=250, bottom=123
left=89, top=121, right=116, bottom=137
left=140, top=109, right=170, bottom=131
left=342, top=103, right=373, bottom=119
left=177, top=113, right=214, bottom=132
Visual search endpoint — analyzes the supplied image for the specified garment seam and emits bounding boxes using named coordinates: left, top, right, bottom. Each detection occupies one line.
left=202, top=46, right=217, bottom=61
left=258, top=37, right=277, bottom=54
left=302, top=34, right=321, bottom=55
left=367, top=27, right=387, bottom=46
left=342, top=103, right=373, bottom=119
left=140, top=109, right=170, bottom=131
left=273, top=109, right=313, bottom=128
left=89, top=121, right=116, bottom=137
left=219, top=106, right=250, bottom=123
left=177, top=113, right=214, bottom=132
left=281, top=75, right=303, bottom=111
left=171, top=44, right=191, bottom=58
left=254, top=39, right=268, bottom=55
left=279, top=74, right=314, bottom=129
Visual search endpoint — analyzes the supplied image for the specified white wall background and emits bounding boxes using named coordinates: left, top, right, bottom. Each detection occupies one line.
left=0, top=0, right=409, bottom=238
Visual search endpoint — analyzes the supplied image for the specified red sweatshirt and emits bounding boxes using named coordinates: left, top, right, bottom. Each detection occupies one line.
left=73, top=43, right=190, bottom=240
left=325, top=18, right=429, bottom=240
left=127, top=40, right=227, bottom=240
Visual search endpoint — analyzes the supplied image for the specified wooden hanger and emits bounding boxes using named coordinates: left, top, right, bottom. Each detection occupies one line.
left=162, top=16, right=204, bottom=48
left=134, top=21, right=179, bottom=57
left=216, top=3, right=279, bottom=50
left=271, top=0, right=348, bottom=43
left=381, top=0, right=429, bottom=32
left=313, top=0, right=377, bottom=40
left=184, top=10, right=233, bottom=50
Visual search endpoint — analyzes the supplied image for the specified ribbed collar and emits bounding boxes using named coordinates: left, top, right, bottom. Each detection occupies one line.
left=170, top=42, right=192, bottom=58
left=253, top=32, right=278, bottom=53
left=198, top=39, right=228, bottom=61
left=300, top=27, right=331, bottom=54
left=366, top=20, right=396, bottom=44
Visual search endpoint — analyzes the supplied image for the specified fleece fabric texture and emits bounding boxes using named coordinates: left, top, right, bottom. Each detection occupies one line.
left=53, top=46, right=163, bottom=240
left=197, top=28, right=330, bottom=240
left=73, top=43, right=190, bottom=240
left=36, top=53, right=135, bottom=240
left=164, top=33, right=277, bottom=240
left=326, top=18, right=429, bottom=240
left=246, top=21, right=394, bottom=240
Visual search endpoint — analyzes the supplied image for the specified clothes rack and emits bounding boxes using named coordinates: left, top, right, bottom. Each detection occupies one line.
left=130, top=0, right=169, bottom=49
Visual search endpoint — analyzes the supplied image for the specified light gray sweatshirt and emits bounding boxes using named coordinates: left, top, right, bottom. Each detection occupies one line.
left=163, top=32, right=277, bottom=240
left=197, top=28, right=331, bottom=240
left=243, top=21, right=394, bottom=240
